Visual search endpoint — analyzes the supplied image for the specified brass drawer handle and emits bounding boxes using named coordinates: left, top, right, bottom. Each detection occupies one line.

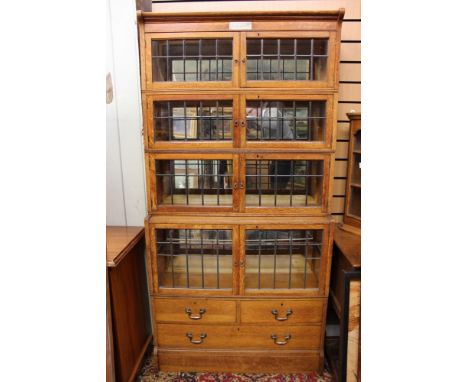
left=239, top=181, right=245, bottom=189
left=271, top=308, right=293, bottom=321
left=185, top=307, right=206, bottom=320
left=186, top=332, right=207, bottom=344
left=271, top=334, right=291, bottom=345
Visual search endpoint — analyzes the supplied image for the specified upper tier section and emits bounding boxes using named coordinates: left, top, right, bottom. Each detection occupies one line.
left=138, top=10, right=344, bottom=92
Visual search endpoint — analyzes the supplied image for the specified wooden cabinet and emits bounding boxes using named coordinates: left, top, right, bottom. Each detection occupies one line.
left=343, top=112, right=361, bottom=230
left=138, top=8, right=344, bottom=373
left=326, top=225, right=361, bottom=382
left=106, top=227, right=152, bottom=382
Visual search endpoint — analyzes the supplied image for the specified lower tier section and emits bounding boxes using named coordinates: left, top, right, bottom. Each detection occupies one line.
left=157, top=348, right=323, bottom=373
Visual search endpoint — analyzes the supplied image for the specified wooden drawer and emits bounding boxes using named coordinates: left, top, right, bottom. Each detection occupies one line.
left=240, top=299, right=325, bottom=324
left=153, top=298, right=237, bottom=324
left=158, top=349, right=322, bottom=373
left=156, top=324, right=321, bottom=350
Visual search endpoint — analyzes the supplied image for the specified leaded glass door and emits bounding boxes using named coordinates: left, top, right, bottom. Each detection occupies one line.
left=239, top=224, right=331, bottom=296
left=147, top=153, right=240, bottom=213
left=240, top=94, right=335, bottom=149
left=240, top=32, right=338, bottom=89
left=239, top=153, right=331, bottom=214
left=145, top=32, right=240, bottom=90
left=151, top=224, right=238, bottom=296
left=146, top=94, right=239, bottom=149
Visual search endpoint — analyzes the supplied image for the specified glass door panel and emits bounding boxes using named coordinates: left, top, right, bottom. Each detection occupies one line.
left=155, top=228, right=233, bottom=290
left=146, top=33, right=239, bottom=89
left=147, top=96, right=237, bottom=149
left=246, top=38, right=327, bottom=81
left=152, top=39, right=233, bottom=82
left=245, top=98, right=329, bottom=146
left=348, top=187, right=361, bottom=218
left=156, top=159, right=233, bottom=207
left=243, top=157, right=326, bottom=211
left=242, top=32, right=336, bottom=88
left=155, top=100, right=232, bottom=141
left=348, top=129, right=361, bottom=218
left=244, top=229, right=323, bottom=291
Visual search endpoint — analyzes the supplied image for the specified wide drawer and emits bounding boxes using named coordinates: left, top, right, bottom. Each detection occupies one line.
left=153, top=298, right=236, bottom=324
left=158, top=349, right=322, bottom=373
left=240, top=299, right=325, bottom=324
left=156, top=323, right=321, bottom=350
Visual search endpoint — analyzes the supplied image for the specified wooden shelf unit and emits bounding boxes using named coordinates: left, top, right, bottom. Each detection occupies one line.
left=138, top=9, right=344, bottom=373
left=343, top=112, right=361, bottom=230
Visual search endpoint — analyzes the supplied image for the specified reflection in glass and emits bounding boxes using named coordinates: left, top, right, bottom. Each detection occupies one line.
left=348, top=187, right=361, bottom=218
left=246, top=38, right=328, bottom=81
left=157, top=229, right=232, bottom=289
left=245, top=229, right=322, bottom=289
left=246, top=101, right=326, bottom=141
left=156, top=160, right=233, bottom=206
left=152, top=39, right=233, bottom=82
left=245, top=160, right=323, bottom=207
left=154, top=100, right=232, bottom=141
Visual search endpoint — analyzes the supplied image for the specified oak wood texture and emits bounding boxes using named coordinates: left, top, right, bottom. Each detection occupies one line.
left=330, top=226, right=360, bottom=319
left=138, top=9, right=343, bottom=373
left=156, top=323, right=321, bottom=349
left=158, top=348, right=322, bottom=373
left=107, top=226, right=152, bottom=382
left=240, top=299, right=325, bottom=324
left=334, top=225, right=361, bottom=268
left=327, top=224, right=360, bottom=382
left=154, top=298, right=237, bottom=324
left=106, top=226, right=145, bottom=267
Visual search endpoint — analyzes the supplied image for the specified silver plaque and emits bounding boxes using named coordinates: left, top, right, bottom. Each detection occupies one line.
left=229, top=21, right=253, bottom=31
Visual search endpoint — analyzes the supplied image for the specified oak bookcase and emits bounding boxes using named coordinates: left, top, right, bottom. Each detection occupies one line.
left=138, top=9, right=344, bottom=373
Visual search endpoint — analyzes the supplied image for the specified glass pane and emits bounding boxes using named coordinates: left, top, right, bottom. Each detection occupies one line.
left=348, top=187, right=361, bottom=218
left=154, top=100, right=232, bottom=142
left=156, top=159, right=233, bottom=206
left=354, top=130, right=361, bottom=152
left=245, top=229, right=322, bottom=290
left=246, top=38, right=328, bottom=81
left=152, top=38, right=233, bottom=82
left=157, top=229, right=232, bottom=289
left=246, top=100, right=326, bottom=142
left=245, top=160, right=323, bottom=207
left=351, top=153, right=361, bottom=185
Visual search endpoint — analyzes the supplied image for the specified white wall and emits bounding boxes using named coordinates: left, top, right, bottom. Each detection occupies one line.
left=106, top=0, right=146, bottom=226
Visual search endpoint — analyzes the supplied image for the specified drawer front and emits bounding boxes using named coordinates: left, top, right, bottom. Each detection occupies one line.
left=240, top=299, right=325, bottom=324
left=158, top=349, right=322, bottom=373
left=156, top=324, right=321, bottom=350
left=153, top=298, right=237, bottom=324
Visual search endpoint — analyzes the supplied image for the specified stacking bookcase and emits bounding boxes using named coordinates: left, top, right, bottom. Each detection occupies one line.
left=138, top=9, right=344, bottom=373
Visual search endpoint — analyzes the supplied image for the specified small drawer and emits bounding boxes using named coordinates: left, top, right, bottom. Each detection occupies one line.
left=153, top=298, right=237, bottom=324
left=156, top=324, right=321, bottom=350
left=240, top=299, right=324, bottom=324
